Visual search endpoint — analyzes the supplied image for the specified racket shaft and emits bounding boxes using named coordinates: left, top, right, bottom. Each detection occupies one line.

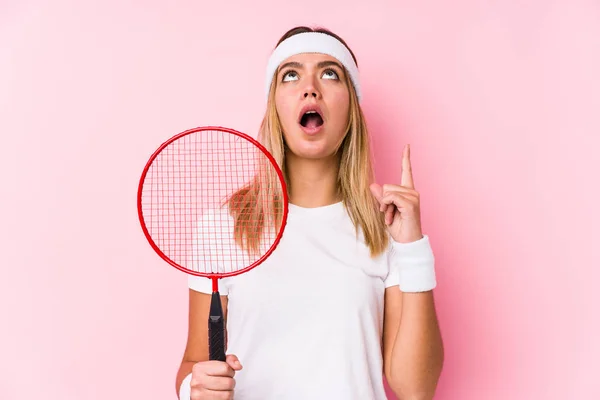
left=208, top=291, right=226, bottom=361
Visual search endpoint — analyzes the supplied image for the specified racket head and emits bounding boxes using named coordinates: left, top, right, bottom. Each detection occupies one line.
left=137, top=125, right=288, bottom=278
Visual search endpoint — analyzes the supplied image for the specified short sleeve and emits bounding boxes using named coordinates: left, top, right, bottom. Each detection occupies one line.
left=188, top=274, right=231, bottom=295
left=186, top=208, right=236, bottom=295
left=383, top=246, right=400, bottom=288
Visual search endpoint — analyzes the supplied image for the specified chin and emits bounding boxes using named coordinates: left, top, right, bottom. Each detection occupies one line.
left=283, top=124, right=344, bottom=160
left=286, top=142, right=338, bottom=160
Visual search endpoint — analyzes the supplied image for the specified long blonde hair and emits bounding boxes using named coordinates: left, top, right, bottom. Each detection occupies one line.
left=226, top=26, right=389, bottom=258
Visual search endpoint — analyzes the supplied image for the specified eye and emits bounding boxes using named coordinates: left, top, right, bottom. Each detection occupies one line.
left=282, top=70, right=299, bottom=82
left=322, top=69, right=339, bottom=80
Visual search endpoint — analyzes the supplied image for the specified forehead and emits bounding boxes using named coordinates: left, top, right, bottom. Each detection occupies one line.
left=278, top=53, right=342, bottom=69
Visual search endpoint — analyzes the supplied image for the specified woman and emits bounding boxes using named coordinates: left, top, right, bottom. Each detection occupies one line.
left=176, top=26, right=444, bottom=400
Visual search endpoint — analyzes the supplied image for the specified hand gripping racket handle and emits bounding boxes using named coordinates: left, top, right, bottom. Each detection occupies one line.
left=208, top=291, right=226, bottom=362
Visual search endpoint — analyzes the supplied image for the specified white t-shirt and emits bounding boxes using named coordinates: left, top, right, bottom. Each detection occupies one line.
left=188, top=201, right=403, bottom=400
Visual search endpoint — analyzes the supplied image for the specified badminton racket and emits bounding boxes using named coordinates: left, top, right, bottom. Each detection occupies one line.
left=137, top=126, right=288, bottom=361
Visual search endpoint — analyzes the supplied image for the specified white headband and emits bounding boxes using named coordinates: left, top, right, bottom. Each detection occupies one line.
left=264, top=32, right=361, bottom=102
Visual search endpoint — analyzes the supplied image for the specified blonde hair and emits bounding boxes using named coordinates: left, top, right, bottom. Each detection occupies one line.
left=226, top=27, right=389, bottom=258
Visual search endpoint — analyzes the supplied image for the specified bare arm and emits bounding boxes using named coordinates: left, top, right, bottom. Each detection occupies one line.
left=383, top=288, right=444, bottom=399
left=175, top=289, right=229, bottom=397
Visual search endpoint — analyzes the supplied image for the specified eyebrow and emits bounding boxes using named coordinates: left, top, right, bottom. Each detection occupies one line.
left=277, top=60, right=344, bottom=74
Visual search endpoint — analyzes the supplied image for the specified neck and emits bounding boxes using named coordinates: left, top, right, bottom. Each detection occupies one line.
left=285, top=152, right=341, bottom=208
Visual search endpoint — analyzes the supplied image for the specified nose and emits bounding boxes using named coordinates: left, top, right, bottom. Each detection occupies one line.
left=302, top=76, right=321, bottom=100
left=303, top=90, right=318, bottom=99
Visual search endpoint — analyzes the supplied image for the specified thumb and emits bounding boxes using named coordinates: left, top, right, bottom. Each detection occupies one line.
left=226, top=354, right=243, bottom=371
left=370, top=182, right=390, bottom=214
left=369, top=183, right=383, bottom=205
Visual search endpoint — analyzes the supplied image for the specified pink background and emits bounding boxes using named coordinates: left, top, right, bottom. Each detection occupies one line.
left=1, top=0, right=599, bottom=399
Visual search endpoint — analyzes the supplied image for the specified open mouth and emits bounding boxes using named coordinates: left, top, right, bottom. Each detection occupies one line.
left=299, top=110, right=324, bottom=129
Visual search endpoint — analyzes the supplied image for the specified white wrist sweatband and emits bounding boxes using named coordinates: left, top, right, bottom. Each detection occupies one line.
left=391, top=234, right=437, bottom=292
left=179, top=373, right=192, bottom=400
left=264, top=31, right=362, bottom=102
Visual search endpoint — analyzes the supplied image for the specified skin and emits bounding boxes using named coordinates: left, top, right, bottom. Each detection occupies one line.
left=371, top=145, right=445, bottom=399
left=275, top=53, right=350, bottom=207
left=176, top=52, right=444, bottom=400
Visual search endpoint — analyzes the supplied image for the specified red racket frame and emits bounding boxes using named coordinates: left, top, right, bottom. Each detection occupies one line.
left=136, top=125, right=289, bottom=286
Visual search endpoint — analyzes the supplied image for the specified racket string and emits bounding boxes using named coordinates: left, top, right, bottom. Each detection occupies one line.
left=140, top=128, right=285, bottom=276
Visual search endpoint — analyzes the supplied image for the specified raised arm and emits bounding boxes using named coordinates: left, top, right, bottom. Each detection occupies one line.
left=383, top=287, right=443, bottom=399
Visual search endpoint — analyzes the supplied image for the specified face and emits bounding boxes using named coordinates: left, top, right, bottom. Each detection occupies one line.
left=274, top=53, right=351, bottom=160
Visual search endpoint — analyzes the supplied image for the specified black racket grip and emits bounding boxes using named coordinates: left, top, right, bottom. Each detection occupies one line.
left=208, top=291, right=226, bottom=362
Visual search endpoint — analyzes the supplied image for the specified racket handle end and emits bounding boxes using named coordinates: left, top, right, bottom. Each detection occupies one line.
left=208, top=291, right=226, bottom=362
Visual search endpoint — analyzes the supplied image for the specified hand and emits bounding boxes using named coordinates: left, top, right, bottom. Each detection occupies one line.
left=190, top=354, right=242, bottom=399
left=370, top=144, right=423, bottom=244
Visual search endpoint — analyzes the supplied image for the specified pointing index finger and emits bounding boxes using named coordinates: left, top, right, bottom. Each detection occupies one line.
left=401, top=144, right=414, bottom=189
